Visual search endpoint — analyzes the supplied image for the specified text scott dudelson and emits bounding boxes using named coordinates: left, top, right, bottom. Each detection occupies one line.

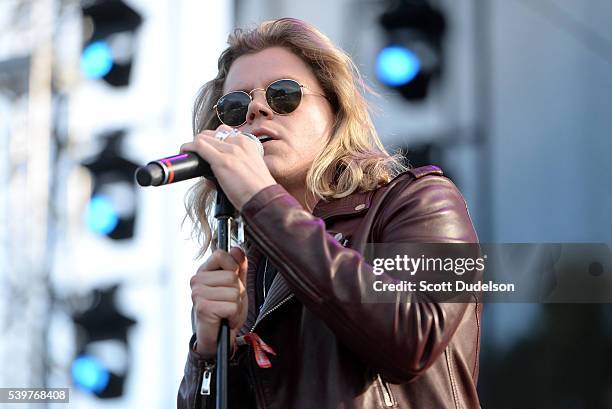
left=373, top=280, right=515, bottom=292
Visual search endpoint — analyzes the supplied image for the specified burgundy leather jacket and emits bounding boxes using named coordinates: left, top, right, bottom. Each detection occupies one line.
left=177, top=165, right=481, bottom=409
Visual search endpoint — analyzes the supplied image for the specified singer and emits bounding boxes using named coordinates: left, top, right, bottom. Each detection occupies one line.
left=177, top=18, right=481, bottom=409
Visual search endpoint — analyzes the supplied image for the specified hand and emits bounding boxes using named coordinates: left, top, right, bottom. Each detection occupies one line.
left=180, top=124, right=277, bottom=211
left=190, top=247, right=248, bottom=359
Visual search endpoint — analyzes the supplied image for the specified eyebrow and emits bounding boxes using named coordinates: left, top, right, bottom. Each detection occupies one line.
left=229, top=84, right=251, bottom=93
left=226, top=77, right=298, bottom=93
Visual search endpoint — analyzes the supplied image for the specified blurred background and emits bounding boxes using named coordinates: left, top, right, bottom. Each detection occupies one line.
left=0, top=0, right=611, bottom=408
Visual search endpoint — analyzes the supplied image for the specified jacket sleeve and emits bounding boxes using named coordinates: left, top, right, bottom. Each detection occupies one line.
left=177, top=335, right=250, bottom=408
left=240, top=173, right=479, bottom=383
left=177, top=334, right=215, bottom=409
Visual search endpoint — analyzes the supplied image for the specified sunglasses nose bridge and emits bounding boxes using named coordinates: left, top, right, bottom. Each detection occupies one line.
left=248, top=87, right=266, bottom=99
left=244, top=87, right=274, bottom=124
left=245, top=88, right=269, bottom=111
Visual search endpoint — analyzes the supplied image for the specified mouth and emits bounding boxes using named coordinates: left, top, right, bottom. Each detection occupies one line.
left=251, top=129, right=277, bottom=144
left=256, top=135, right=275, bottom=144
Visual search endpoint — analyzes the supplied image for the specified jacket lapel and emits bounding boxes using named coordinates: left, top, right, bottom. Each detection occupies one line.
left=253, top=271, right=294, bottom=327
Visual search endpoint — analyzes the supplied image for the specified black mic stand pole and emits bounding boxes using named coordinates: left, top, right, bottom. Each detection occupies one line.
left=214, top=186, right=234, bottom=409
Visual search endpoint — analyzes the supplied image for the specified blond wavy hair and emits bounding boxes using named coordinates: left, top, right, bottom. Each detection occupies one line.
left=185, top=18, right=407, bottom=256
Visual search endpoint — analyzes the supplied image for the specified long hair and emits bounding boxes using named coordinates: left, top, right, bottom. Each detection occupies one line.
left=185, top=18, right=407, bottom=257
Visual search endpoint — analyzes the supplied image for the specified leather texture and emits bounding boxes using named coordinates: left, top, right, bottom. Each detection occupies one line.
left=177, top=165, right=482, bottom=409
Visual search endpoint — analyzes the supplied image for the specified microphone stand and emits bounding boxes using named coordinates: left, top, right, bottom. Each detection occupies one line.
left=214, top=187, right=234, bottom=409
left=135, top=152, right=247, bottom=409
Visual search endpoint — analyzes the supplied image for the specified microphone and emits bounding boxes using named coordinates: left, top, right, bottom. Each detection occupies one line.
left=135, top=132, right=263, bottom=187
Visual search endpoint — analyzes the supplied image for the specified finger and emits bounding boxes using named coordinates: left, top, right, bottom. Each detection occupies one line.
left=200, top=249, right=240, bottom=272
left=193, top=285, right=241, bottom=303
left=192, top=127, right=230, bottom=141
left=178, top=124, right=236, bottom=154
left=215, top=124, right=235, bottom=134
left=197, top=300, right=241, bottom=329
left=199, top=248, right=246, bottom=291
left=223, top=132, right=265, bottom=160
left=179, top=132, right=224, bottom=155
left=199, top=133, right=237, bottom=153
left=228, top=246, right=247, bottom=268
left=179, top=141, right=195, bottom=153
left=229, top=246, right=248, bottom=285
left=190, top=270, right=238, bottom=288
left=179, top=139, right=218, bottom=156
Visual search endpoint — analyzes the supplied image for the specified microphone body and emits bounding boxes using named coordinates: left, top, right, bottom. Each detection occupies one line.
left=135, top=132, right=263, bottom=187
left=136, top=152, right=213, bottom=186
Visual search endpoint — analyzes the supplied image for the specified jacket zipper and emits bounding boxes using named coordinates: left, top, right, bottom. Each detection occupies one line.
left=200, top=361, right=215, bottom=395
left=241, top=294, right=294, bottom=409
left=377, top=373, right=395, bottom=407
left=250, top=294, right=294, bottom=332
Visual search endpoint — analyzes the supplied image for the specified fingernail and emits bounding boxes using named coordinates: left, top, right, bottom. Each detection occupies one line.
left=232, top=245, right=246, bottom=256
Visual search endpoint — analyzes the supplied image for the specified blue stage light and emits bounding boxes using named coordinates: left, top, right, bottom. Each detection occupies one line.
left=71, top=355, right=110, bottom=393
left=85, top=194, right=119, bottom=235
left=81, top=41, right=114, bottom=79
left=376, top=45, right=421, bottom=86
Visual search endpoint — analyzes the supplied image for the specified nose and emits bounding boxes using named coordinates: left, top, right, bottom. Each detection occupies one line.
left=245, top=89, right=274, bottom=125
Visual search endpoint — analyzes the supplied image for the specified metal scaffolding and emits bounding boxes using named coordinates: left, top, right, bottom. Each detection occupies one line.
left=0, top=0, right=56, bottom=399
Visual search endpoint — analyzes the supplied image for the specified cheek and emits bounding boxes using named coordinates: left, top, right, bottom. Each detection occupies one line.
left=293, top=127, right=327, bottom=158
left=294, top=107, right=334, bottom=150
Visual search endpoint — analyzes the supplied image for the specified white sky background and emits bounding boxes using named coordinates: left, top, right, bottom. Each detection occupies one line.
left=46, top=1, right=233, bottom=408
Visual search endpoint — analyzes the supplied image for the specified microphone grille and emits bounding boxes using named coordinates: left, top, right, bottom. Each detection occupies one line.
left=242, top=132, right=264, bottom=157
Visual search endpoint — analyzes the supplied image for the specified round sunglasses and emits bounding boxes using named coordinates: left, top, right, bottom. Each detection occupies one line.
left=213, top=78, right=327, bottom=127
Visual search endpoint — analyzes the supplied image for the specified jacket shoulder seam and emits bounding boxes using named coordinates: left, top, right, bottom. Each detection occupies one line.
left=406, top=165, right=444, bottom=179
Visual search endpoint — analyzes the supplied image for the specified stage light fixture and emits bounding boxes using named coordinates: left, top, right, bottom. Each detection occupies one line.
left=80, top=0, right=143, bottom=87
left=81, top=130, right=139, bottom=240
left=377, top=0, right=446, bottom=101
left=71, top=285, right=136, bottom=399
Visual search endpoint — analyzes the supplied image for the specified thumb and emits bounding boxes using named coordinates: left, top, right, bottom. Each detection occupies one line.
left=229, top=246, right=248, bottom=284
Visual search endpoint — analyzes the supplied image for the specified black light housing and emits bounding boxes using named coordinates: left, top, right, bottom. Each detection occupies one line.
left=81, top=130, right=139, bottom=240
left=377, top=0, right=446, bottom=101
left=80, top=0, right=143, bottom=87
left=71, top=284, right=136, bottom=399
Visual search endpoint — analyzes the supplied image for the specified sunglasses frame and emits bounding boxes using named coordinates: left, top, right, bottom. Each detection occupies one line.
left=212, top=78, right=327, bottom=127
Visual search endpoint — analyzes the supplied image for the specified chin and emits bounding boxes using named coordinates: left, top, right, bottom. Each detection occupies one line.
left=266, top=166, right=296, bottom=186
left=264, top=155, right=283, bottom=171
left=263, top=161, right=283, bottom=180
left=264, top=156, right=311, bottom=185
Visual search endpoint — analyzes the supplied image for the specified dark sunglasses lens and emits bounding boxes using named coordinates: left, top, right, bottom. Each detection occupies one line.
left=266, top=80, right=302, bottom=114
left=217, top=92, right=250, bottom=126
